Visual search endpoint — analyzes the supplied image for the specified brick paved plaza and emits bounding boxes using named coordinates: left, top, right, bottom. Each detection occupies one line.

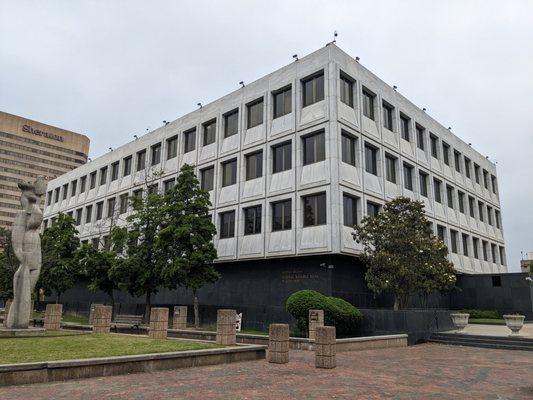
left=1, top=344, right=532, bottom=399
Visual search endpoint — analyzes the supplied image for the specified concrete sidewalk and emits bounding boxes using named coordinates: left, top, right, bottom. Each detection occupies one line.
left=445, top=323, right=533, bottom=337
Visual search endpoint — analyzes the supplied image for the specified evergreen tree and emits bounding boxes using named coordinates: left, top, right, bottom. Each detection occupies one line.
left=76, top=227, right=127, bottom=314
left=352, top=197, right=456, bottom=309
left=159, top=164, right=219, bottom=328
left=39, top=213, right=81, bottom=303
left=108, top=174, right=166, bottom=322
left=0, top=227, right=18, bottom=303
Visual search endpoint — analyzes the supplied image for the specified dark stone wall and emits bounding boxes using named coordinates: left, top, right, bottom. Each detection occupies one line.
left=52, top=255, right=373, bottom=331
left=359, top=309, right=454, bottom=345
left=450, top=272, right=533, bottom=319
left=39, top=256, right=533, bottom=335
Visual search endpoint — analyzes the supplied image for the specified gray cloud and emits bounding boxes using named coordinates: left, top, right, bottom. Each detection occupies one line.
left=1, top=0, right=532, bottom=271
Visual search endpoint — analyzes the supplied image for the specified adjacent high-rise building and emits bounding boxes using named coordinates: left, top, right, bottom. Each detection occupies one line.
left=43, top=45, right=506, bottom=282
left=0, top=111, right=90, bottom=228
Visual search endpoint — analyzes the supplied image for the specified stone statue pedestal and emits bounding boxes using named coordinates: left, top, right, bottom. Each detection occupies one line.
left=0, top=327, right=46, bottom=338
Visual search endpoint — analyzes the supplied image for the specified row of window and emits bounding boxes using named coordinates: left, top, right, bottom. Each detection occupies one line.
left=46, top=128, right=324, bottom=204
left=436, top=224, right=506, bottom=266
left=47, top=131, right=501, bottom=233
left=352, top=77, right=498, bottom=194
left=339, top=71, right=498, bottom=195
left=343, top=133, right=502, bottom=225
left=45, top=188, right=505, bottom=267
left=45, top=71, right=326, bottom=207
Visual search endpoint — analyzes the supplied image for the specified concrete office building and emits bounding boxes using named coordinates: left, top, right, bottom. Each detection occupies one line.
left=42, top=45, right=507, bottom=316
left=0, top=111, right=90, bottom=228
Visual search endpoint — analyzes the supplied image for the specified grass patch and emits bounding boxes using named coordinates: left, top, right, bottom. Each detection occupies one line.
left=469, top=318, right=506, bottom=325
left=0, top=333, right=222, bottom=364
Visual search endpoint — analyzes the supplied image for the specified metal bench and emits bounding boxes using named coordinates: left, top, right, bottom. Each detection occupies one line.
left=33, top=311, right=45, bottom=327
left=113, top=314, right=143, bottom=331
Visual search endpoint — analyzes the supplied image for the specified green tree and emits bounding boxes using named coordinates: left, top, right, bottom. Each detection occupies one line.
left=109, top=172, right=166, bottom=322
left=352, top=197, right=456, bottom=310
left=76, top=227, right=127, bottom=314
left=159, top=164, right=219, bottom=328
left=0, top=227, right=18, bottom=303
left=39, top=213, right=81, bottom=303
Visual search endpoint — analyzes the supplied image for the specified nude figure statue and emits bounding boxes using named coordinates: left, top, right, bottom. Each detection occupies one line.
left=6, top=176, right=47, bottom=329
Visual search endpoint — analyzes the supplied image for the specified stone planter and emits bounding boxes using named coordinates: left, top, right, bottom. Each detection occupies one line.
left=450, top=313, right=469, bottom=332
left=503, top=314, right=525, bottom=336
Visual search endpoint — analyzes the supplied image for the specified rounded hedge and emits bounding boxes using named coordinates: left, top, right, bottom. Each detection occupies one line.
left=285, top=290, right=362, bottom=337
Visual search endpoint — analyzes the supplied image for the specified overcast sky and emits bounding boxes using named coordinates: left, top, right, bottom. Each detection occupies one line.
left=1, top=0, right=532, bottom=271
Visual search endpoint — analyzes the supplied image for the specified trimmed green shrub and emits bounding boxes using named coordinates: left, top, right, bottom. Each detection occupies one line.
left=285, top=290, right=362, bottom=337
left=459, top=309, right=500, bottom=319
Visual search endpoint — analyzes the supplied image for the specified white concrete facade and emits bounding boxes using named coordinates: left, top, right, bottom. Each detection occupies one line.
left=43, top=45, right=506, bottom=274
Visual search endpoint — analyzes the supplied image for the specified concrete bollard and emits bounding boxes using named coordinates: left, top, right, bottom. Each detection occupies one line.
left=89, top=303, right=103, bottom=325
left=3, top=299, right=12, bottom=327
left=315, top=326, right=336, bottom=369
left=173, top=306, right=188, bottom=330
left=268, top=323, right=290, bottom=364
left=92, top=305, right=112, bottom=334
left=44, top=304, right=63, bottom=331
left=308, top=309, right=324, bottom=340
left=149, top=307, right=169, bottom=339
left=216, top=309, right=236, bottom=345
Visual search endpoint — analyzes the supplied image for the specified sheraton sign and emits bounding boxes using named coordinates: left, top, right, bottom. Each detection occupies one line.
left=22, top=124, right=64, bottom=142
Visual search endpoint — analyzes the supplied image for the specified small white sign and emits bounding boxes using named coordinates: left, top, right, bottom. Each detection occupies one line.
left=236, top=313, right=242, bottom=332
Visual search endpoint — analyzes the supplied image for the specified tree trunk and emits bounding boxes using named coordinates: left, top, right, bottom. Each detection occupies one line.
left=193, top=289, right=199, bottom=329
left=393, top=296, right=399, bottom=311
left=144, top=292, right=151, bottom=323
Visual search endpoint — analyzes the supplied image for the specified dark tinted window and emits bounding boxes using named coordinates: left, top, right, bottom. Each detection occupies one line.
left=403, top=163, right=413, bottom=190
left=273, top=86, right=292, bottom=118
left=219, top=211, right=235, bottom=238
left=201, top=166, right=214, bottom=191
left=302, top=72, right=324, bottom=107
left=340, top=73, right=354, bottom=107
left=224, top=110, right=239, bottom=138
left=385, top=155, right=396, bottom=183
left=136, top=150, right=146, bottom=171
left=184, top=128, right=196, bottom=153
left=203, top=120, right=216, bottom=145
left=400, top=114, right=410, bottom=141
left=245, top=151, right=262, bottom=180
left=244, top=205, right=261, bottom=235
left=364, top=144, right=378, bottom=175
left=362, top=89, right=375, bottom=120
left=167, top=136, right=178, bottom=159
left=341, top=133, right=356, bottom=166
left=303, top=132, right=325, bottom=165
left=272, top=200, right=291, bottom=231
left=382, top=102, right=393, bottom=131
left=99, top=167, right=107, bottom=185
left=416, top=125, right=425, bottom=150
left=247, top=98, right=264, bottom=128
left=272, top=141, right=292, bottom=173
left=111, top=162, right=119, bottom=181
left=343, top=194, right=358, bottom=227
left=303, top=193, right=326, bottom=227
left=222, top=159, right=237, bottom=187
left=150, top=143, right=161, bottom=165
left=123, top=156, right=132, bottom=176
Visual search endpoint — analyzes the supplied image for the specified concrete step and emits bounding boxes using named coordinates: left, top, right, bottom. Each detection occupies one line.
left=428, top=338, right=533, bottom=351
left=431, top=333, right=533, bottom=346
left=428, top=333, right=533, bottom=351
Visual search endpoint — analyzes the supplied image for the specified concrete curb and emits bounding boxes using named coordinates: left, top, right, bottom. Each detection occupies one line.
left=0, top=344, right=266, bottom=387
